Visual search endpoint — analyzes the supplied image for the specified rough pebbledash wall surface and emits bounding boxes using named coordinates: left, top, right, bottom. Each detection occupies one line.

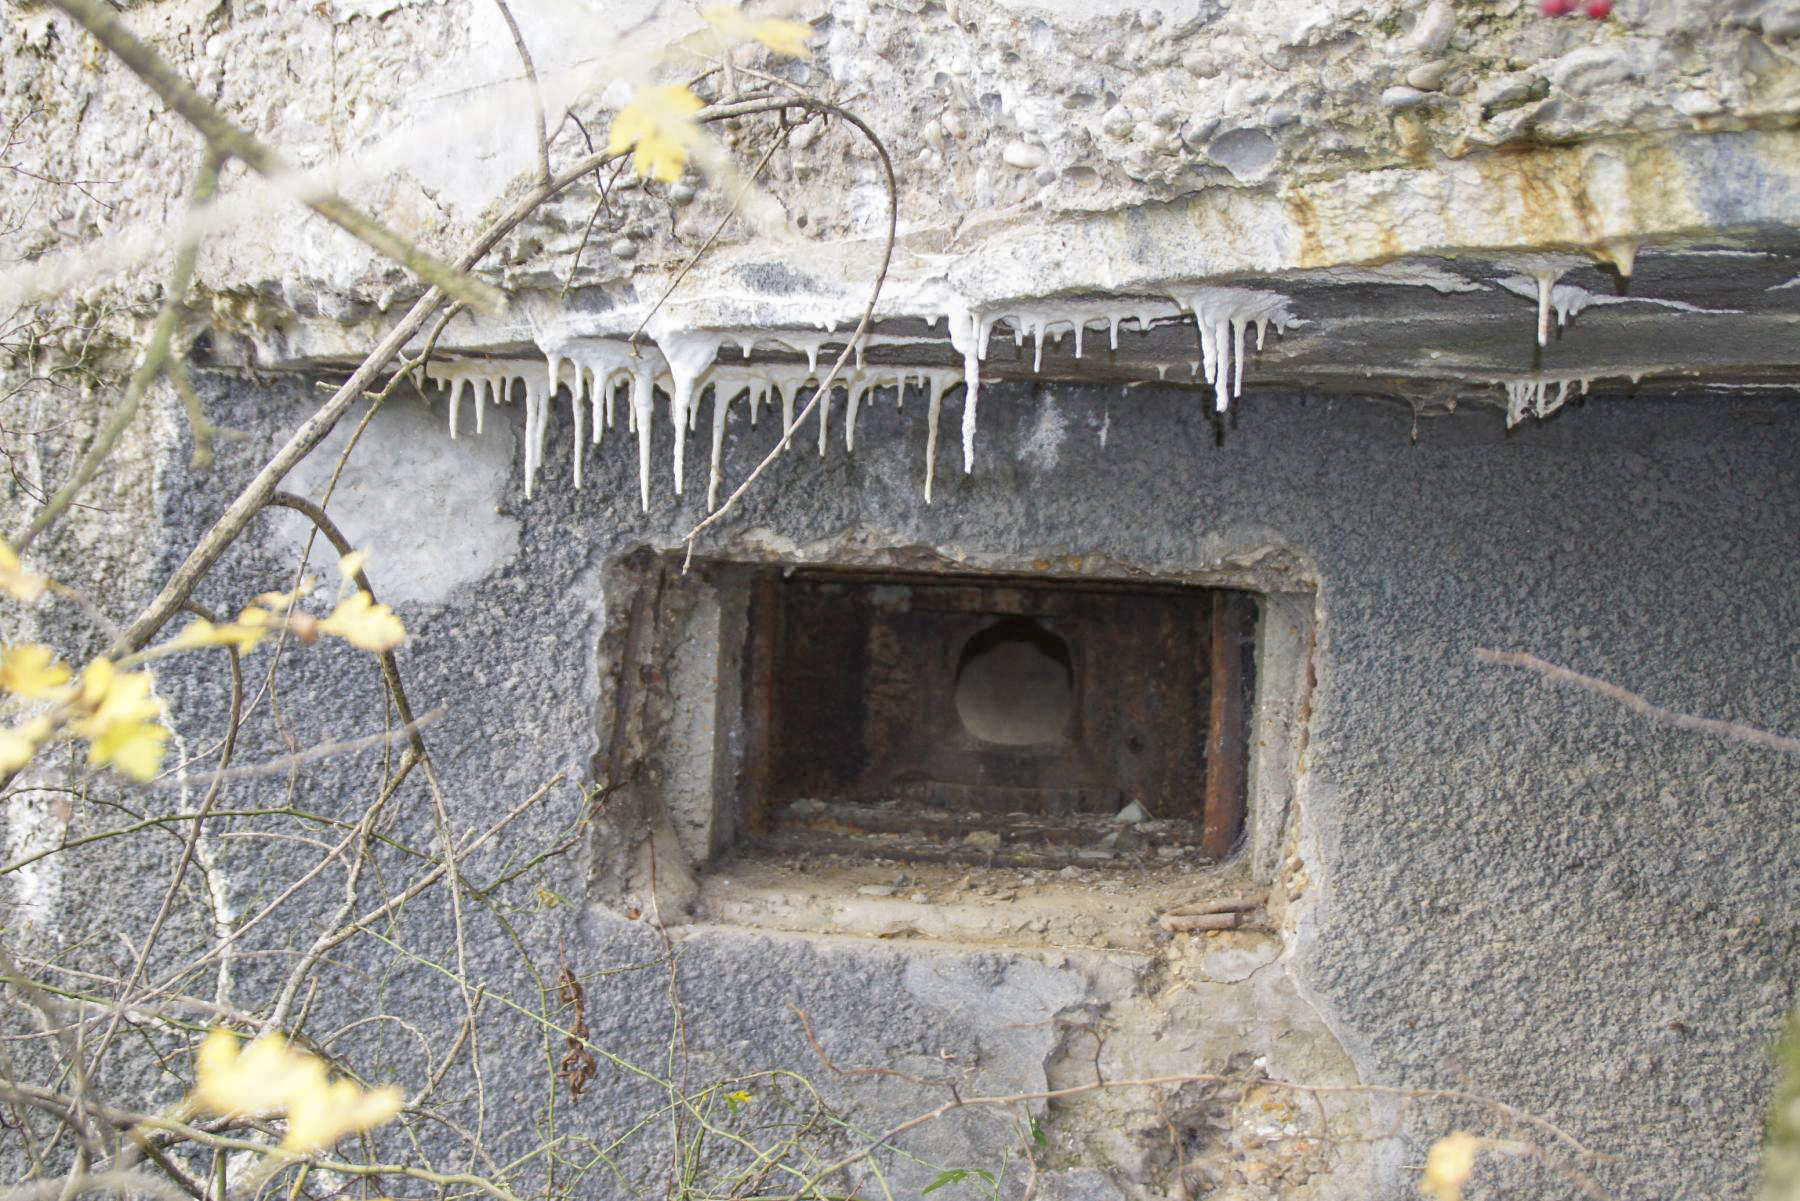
left=17, top=373, right=1792, bottom=1199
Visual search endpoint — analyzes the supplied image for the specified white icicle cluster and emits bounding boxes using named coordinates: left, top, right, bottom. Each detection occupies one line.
left=421, top=289, right=1301, bottom=508
left=1504, top=374, right=1592, bottom=426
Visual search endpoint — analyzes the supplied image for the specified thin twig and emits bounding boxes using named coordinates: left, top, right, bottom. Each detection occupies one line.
left=15, top=151, right=220, bottom=549
left=489, top=0, right=551, bottom=186
left=681, top=100, right=898, bottom=557
left=1475, top=649, right=1800, bottom=754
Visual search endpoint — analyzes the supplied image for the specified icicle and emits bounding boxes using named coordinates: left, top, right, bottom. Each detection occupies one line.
left=1212, top=318, right=1230, bottom=409
left=652, top=331, right=722, bottom=497
left=571, top=382, right=585, bottom=489
left=946, top=302, right=985, bottom=473
left=924, top=372, right=949, bottom=503
left=590, top=370, right=605, bottom=446
left=1534, top=271, right=1555, bottom=347
left=708, top=383, right=732, bottom=511
left=845, top=378, right=863, bottom=453
left=1169, top=287, right=1298, bottom=415
left=1232, top=318, right=1247, bottom=398
left=781, top=386, right=795, bottom=434
left=1501, top=373, right=1596, bottom=427
left=632, top=360, right=656, bottom=510
left=520, top=375, right=549, bottom=498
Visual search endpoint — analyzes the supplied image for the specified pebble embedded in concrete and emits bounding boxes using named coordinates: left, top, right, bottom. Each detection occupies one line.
left=1003, top=141, right=1046, bottom=170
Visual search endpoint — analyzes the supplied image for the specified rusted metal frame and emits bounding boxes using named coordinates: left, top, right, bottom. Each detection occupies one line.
left=1203, top=593, right=1254, bottom=858
left=593, top=560, right=661, bottom=817
left=741, top=569, right=781, bottom=838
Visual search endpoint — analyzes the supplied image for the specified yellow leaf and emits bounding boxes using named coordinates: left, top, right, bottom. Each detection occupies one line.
left=0, top=717, right=52, bottom=775
left=1420, top=1132, right=1481, bottom=1201
left=88, top=718, right=170, bottom=782
left=282, top=1077, right=404, bottom=1153
left=749, top=17, right=811, bottom=56
left=70, top=659, right=165, bottom=730
left=191, top=1030, right=328, bottom=1119
left=167, top=619, right=265, bottom=654
left=0, top=645, right=71, bottom=698
left=244, top=580, right=313, bottom=615
left=318, top=592, right=405, bottom=653
left=337, top=550, right=369, bottom=581
left=702, top=8, right=813, bottom=57
left=68, top=659, right=169, bottom=781
left=0, top=539, right=48, bottom=603
left=608, top=85, right=704, bottom=183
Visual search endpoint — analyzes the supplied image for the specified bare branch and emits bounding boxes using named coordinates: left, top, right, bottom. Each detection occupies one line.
left=1475, top=649, right=1800, bottom=754
left=489, top=0, right=551, bottom=186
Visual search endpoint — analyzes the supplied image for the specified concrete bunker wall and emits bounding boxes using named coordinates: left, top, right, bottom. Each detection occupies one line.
left=7, top=373, right=1797, bottom=1200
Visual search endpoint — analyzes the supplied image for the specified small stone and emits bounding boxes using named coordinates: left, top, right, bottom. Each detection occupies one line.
left=1077, top=847, right=1117, bottom=861
left=1380, top=85, right=1431, bottom=110
left=1672, top=90, right=1722, bottom=117
left=1405, top=0, right=1455, bottom=55
left=1114, top=800, right=1149, bottom=824
left=609, top=237, right=638, bottom=261
left=857, top=884, right=897, bottom=898
left=668, top=181, right=696, bottom=205
left=1179, top=116, right=1219, bottom=150
left=910, top=892, right=929, bottom=903
left=1058, top=865, right=1082, bottom=879
left=1546, top=45, right=1636, bottom=96
left=1405, top=60, right=1450, bottom=91
left=788, top=798, right=825, bottom=816
left=1180, top=49, right=1219, bottom=77
left=1002, top=141, right=1046, bottom=170
left=1101, top=104, right=1135, bottom=139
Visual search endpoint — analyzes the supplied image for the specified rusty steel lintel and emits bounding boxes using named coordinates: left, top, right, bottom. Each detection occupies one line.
left=741, top=570, right=781, bottom=837
left=1203, top=592, right=1253, bottom=858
